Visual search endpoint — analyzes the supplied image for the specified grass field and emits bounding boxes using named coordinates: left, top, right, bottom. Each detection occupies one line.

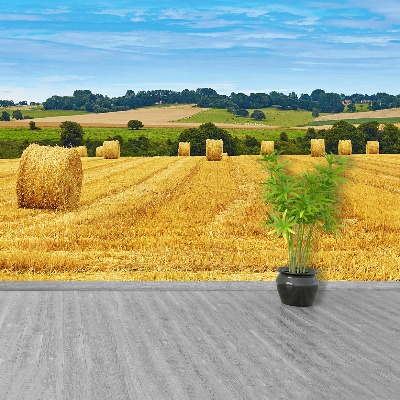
left=0, top=106, right=88, bottom=119
left=176, top=107, right=318, bottom=127
left=0, top=126, right=307, bottom=143
left=308, top=117, right=400, bottom=126
left=0, top=154, right=399, bottom=281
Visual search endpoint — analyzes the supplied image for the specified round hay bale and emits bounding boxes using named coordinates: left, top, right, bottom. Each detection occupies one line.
left=366, top=141, right=379, bottom=154
left=206, top=139, right=223, bottom=161
left=338, top=140, right=352, bottom=155
left=95, top=146, right=104, bottom=157
left=178, top=142, right=190, bottom=156
left=103, top=140, right=120, bottom=159
left=260, top=141, right=274, bottom=155
left=76, top=145, right=88, bottom=157
left=310, top=139, right=325, bottom=157
left=16, top=144, right=83, bottom=210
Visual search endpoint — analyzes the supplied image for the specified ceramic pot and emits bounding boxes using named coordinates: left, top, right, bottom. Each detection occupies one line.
left=276, top=267, right=318, bottom=307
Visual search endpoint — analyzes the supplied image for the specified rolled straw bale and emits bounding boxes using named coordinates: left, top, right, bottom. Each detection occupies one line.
left=366, top=141, right=379, bottom=154
left=206, top=139, right=223, bottom=161
left=76, top=145, right=88, bottom=157
left=95, top=146, right=104, bottom=157
left=178, top=142, right=190, bottom=156
left=103, top=140, right=120, bottom=159
left=16, top=144, right=83, bottom=210
left=260, top=141, right=274, bottom=155
left=310, top=139, right=325, bottom=157
left=338, top=140, right=352, bottom=155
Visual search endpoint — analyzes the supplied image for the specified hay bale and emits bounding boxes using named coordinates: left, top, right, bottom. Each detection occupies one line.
left=310, top=139, right=325, bottom=157
left=178, top=142, right=190, bottom=156
left=206, top=139, right=223, bottom=161
left=366, top=141, right=379, bottom=154
left=338, top=140, right=352, bottom=155
left=103, top=140, right=120, bottom=159
left=95, top=146, right=104, bottom=157
left=16, top=144, right=83, bottom=210
left=77, top=145, right=88, bottom=157
left=260, top=141, right=274, bottom=155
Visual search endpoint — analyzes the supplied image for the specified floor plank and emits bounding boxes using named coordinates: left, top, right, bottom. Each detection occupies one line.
left=0, top=281, right=399, bottom=399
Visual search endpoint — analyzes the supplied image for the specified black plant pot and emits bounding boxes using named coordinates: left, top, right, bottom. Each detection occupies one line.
left=276, top=267, right=318, bottom=307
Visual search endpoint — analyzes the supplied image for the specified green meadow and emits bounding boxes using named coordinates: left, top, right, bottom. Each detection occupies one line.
left=308, top=117, right=400, bottom=126
left=176, top=107, right=318, bottom=127
left=0, top=126, right=306, bottom=143
left=0, top=106, right=87, bottom=118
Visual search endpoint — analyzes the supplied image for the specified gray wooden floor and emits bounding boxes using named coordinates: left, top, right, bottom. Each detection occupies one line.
left=0, top=281, right=399, bottom=400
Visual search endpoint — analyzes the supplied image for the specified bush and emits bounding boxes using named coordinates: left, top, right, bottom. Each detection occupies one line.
left=128, top=120, right=144, bottom=130
left=0, top=111, right=10, bottom=121
left=279, top=131, right=289, bottom=141
left=60, top=121, right=85, bottom=147
left=250, top=110, right=266, bottom=120
left=12, top=110, right=23, bottom=120
left=235, top=108, right=249, bottom=117
left=312, top=108, right=320, bottom=118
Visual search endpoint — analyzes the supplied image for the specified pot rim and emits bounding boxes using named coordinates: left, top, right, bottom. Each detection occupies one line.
left=277, top=266, right=318, bottom=276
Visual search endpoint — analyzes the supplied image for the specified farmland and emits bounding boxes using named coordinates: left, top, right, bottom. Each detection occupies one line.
left=0, top=154, right=399, bottom=281
left=175, top=107, right=318, bottom=127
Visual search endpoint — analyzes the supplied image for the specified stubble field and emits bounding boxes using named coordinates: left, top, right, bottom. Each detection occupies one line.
left=0, top=154, right=399, bottom=281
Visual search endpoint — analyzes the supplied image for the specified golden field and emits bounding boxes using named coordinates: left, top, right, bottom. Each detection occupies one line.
left=0, top=154, right=399, bottom=281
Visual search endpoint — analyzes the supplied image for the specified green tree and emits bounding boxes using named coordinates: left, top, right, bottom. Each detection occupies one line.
left=29, top=121, right=36, bottom=130
left=128, top=119, right=144, bottom=130
left=312, top=108, right=320, bottom=118
left=179, top=122, right=237, bottom=156
left=0, top=111, right=10, bottom=121
left=12, top=110, right=23, bottom=120
left=381, top=124, right=400, bottom=153
left=279, top=131, right=289, bottom=141
left=60, top=121, right=85, bottom=147
left=358, top=121, right=380, bottom=141
left=235, top=108, right=249, bottom=117
left=317, top=92, right=344, bottom=113
left=243, top=135, right=259, bottom=147
left=346, top=103, right=356, bottom=112
left=250, top=110, right=266, bottom=120
left=323, top=120, right=365, bottom=154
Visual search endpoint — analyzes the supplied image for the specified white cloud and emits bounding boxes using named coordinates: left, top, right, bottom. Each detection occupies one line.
left=285, top=16, right=320, bottom=26
left=326, top=35, right=393, bottom=45
left=178, top=18, right=242, bottom=29
left=30, top=7, right=71, bottom=15
left=326, top=17, right=388, bottom=30
left=94, top=7, right=147, bottom=19
left=0, top=14, right=43, bottom=21
left=38, top=75, right=93, bottom=83
left=352, top=0, right=400, bottom=21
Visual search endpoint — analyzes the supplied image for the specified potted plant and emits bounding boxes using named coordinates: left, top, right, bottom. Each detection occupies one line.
left=260, top=151, right=347, bottom=307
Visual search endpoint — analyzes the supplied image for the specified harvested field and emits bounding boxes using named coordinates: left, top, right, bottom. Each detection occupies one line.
left=0, top=105, right=315, bottom=129
left=0, top=105, right=209, bottom=128
left=315, top=107, right=400, bottom=122
left=0, top=155, right=399, bottom=281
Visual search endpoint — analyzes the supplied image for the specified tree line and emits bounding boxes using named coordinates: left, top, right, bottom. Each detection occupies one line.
left=1, top=120, right=399, bottom=159
left=39, top=88, right=400, bottom=114
left=305, top=121, right=400, bottom=154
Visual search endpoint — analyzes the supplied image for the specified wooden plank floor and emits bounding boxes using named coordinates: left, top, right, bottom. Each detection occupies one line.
left=0, top=281, right=399, bottom=400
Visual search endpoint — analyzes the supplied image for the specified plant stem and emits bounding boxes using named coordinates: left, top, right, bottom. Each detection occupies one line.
left=302, top=224, right=315, bottom=273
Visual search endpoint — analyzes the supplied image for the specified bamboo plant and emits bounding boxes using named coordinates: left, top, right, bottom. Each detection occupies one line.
left=261, top=151, right=347, bottom=274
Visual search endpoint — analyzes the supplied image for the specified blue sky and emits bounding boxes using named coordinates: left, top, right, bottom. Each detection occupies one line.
left=1, top=1, right=400, bottom=102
